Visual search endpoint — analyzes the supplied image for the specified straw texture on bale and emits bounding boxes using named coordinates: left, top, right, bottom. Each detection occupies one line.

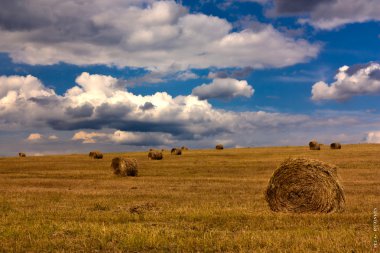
left=171, top=148, right=182, bottom=155
left=148, top=150, right=163, bottom=160
left=18, top=153, right=26, bottom=157
left=309, top=141, right=320, bottom=150
left=89, top=151, right=103, bottom=159
left=330, top=143, right=342, bottom=149
left=111, top=157, right=138, bottom=177
left=215, top=144, right=224, bottom=150
left=265, top=157, right=345, bottom=213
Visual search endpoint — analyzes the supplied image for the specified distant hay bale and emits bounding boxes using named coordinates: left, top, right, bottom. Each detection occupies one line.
left=265, top=157, right=345, bottom=213
left=18, top=152, right=26, bottom=157
left=149, top=148, right=154, bottom=151
left=215, top=144, right=224, bottom=150
left=181, top=146, right=189, bottom=151
left=309, top=141, right=320, bottom=150
left=148, top=150, right=163, bottom=160
left=89, top=151, right=103, bottom=159
left=330, top=143, right=342, bottom=149
left=111, top=157, right=138, bottom=177
left=171, top=148, right=182, bottom=155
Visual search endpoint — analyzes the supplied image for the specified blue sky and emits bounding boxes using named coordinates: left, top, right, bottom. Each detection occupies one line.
left=1, top=0, right=380, bottom=155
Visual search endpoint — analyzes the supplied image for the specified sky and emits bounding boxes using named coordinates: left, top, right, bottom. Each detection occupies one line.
left=1, top=0, right=380, bottom=156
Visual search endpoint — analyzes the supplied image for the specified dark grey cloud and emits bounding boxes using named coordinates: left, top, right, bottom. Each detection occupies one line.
left=343, top=62, right=380, bottom=81
left=139, top=102, right=155, bottom=111
left=65, top=103, right=94, bottom=118
left=95, top=103, right=131, bottom=119
left=273, top=0, right=333, bottom=15
left=269, top=0, right=380, bottom=30
left=0, top=0, right=49, bottom=31
left=47, top=118, right=191, bottom=136
left=369, top=69, right=380, bottom=81
left=345, top=63, right=373, bottom=76
left=28, top=96, right=61, bottom=106
left=209, top=67, right=253, bottom=79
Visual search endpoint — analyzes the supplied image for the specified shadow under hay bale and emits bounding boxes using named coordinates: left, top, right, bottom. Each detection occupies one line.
left=89, top=151, right=103, bottom=159
left=171, top=148, right=182, bottom=155
left=18, top=152, right=26, bottom=157
left=215, top=144, right=224, bottom=150
left=330, top=143, right=342, bottom=149
left=148, top=150, right=163, bottom=160
left=111, top=157, right=138, bottom=177
left=265, top=157, right=345, bottom=213
left=309, top=141, right=321, bottom=150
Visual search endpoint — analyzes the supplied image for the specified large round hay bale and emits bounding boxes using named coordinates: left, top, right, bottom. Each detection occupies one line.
left=148, top=150, right=163, bottom=160
left=111, top=157, right=138, bottom=177
left=18, top=152, right=26, bottom=157
left=309, top=141, right=320, bottom=150
left=265, top=157, right=345, bottom=213
left=89, top=150, right=103, bottom=159
left=330, top=143, right=341, bottom=149
left=215, top=144, right=224, bottom=150
left=171, top=148, right=182, bottom=155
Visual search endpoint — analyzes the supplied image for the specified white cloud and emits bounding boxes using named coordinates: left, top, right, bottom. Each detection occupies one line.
left=27, top=133, right=43, bottom=142
left=311, top=63, right=380, bottom=101
left=72, top=131, right=108, bottom=144
left=365, top=131, right=380, bottom=143
left=0, top=1, right=319, bottom=71
left=192, top=78, right=254, bottom=100
left=48, top=135, right=59, bottom=140
left=175, top=71, right=199, bottom=81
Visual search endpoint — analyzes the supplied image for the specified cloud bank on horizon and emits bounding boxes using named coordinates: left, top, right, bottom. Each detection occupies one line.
left=1, top=0, right=380, bottom=155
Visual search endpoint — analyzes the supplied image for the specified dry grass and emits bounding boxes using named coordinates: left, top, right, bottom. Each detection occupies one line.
left=0, top=144, right=379, bottom=252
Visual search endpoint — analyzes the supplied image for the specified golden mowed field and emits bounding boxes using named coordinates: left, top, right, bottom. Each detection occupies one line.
left=0, top=144, right=379, bottom=252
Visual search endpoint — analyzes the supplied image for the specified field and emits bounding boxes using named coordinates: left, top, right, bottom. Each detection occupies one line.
left=0, top=144, right=379, bottom=252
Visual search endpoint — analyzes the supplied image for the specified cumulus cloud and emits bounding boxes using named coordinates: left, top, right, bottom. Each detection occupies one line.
left=0, top=72, right=313, bottom=145
left=270, top=0, right=380, bottom=29
left=26, top=133, right=59, bottom=142
left=6, top=72, right=376, bottom=151
left=72, top=131, right=108, bottom=144
left=71, top=130, right=173, bottom=146
left=311, top=63, right=380, bottom=101
left=0, top=1, right=319, bottom=70
left=365, top=131, right=380, bottom=143
left=192, top=78, right=254, bottom=100
left=27, top=133, right=43, bottom=142
left=48, top=135, right=59, bottom=140
left=111, top=130, right=173, bottom=146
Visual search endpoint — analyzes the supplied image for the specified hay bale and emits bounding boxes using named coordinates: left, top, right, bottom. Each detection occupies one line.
left=89, top=151, right=103, bottom=159
left=18, top=152, right=26, bottom=157
left=148, top=150, right=163, bottom=160
left=171, top=148, right=182, bottom=155
left=265, top=157, right=345, bottom=213
left=309, top=141, right=320, bottom=150
left=215, top=144, right=224, bottom=150
left=111, top=157, right=138, bottom=177
left=330, top=143, right=341, bottom=149
left=181, top=146, right=189, bottom=151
